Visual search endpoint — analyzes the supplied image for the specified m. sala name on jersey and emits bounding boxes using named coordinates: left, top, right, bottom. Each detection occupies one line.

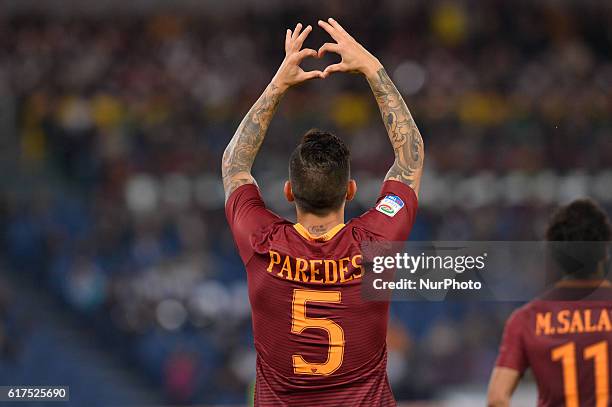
left=267, top=250, right=363, bottom=284
left=536, top=308, right=612, bottom=336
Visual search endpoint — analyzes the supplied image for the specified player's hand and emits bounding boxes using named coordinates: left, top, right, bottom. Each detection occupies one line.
left=317, top=18, right=383, bottom=79
left=271, top=23, right=324, bottom=91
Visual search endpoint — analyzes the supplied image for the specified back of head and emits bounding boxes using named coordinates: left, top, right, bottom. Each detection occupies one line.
left=546, top=199, right=612, bottom=279
left=289, top=130, right=350, bottom=216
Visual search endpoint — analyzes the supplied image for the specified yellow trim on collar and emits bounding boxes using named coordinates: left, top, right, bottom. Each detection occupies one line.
left=293, top=223, right=345, bottom=242
left=555, top=279, right=612, bottom=288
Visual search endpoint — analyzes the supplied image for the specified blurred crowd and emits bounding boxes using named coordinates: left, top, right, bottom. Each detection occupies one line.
left=0, top=282, right=21, bottom=365
left=1, top=0, right=611, bottom=404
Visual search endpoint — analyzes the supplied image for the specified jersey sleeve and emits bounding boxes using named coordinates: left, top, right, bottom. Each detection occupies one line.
left=225, top=184, right=282, bottom=264
left=495, top=308, right=529, bottom=374
left=351, top=180, right=418, bottom=241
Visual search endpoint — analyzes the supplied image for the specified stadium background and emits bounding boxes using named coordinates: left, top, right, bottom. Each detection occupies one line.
left=0, top=0, right=611, bottom=405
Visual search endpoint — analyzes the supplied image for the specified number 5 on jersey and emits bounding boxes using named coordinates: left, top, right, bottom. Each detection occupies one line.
left=291, top=289, right=345, bottom=375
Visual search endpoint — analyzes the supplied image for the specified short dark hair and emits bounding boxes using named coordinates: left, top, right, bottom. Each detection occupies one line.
left=546, top=199, right=612, bottom=278
left=289, top=129, right=350, bottom=216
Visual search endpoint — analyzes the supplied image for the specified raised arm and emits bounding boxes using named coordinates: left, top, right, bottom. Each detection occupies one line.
left=221, top=82, right=283, bottom=200
left=366, top=69, right=424, bottom=194
left=222, top=23, right=323, bottom=201
left=318, top=18, right=424, bottom=196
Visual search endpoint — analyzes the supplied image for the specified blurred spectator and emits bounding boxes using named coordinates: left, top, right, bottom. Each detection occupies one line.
left=0, top=282, right=22, bottom=364
left=164, top=348, right=198, bottom=404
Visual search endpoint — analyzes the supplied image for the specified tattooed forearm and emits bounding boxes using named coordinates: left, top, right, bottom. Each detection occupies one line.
left=222, top=83, right=284, bottom=200
left=367, top=68, right=424, bottom=193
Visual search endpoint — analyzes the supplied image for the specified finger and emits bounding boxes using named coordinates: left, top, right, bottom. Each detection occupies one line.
left=295, top=25, right=312, bottom=48
left=318, top=19, right=341, bottom=42
left=300, top=70, right=325, bottom=81
left=295, top=48, right=318, bottom=62
left=322, top=62, right=347, bottom=77
left=291, top=23, right=303, bottom=41
left=318, top=42, right=340, bottom=58
left=285, top=29, right=291, bottom=51
left=327, top=18, right=349, bottom=37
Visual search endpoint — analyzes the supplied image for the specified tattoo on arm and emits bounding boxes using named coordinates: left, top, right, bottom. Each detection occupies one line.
left=367, top=68, right=424, bottom=192
left=222, top=83, right=283, bottom=201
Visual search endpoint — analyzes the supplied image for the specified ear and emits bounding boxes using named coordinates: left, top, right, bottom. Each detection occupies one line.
left=284, top=181, right=295, bottom=202
left=346, top=179, right=357, bottom=201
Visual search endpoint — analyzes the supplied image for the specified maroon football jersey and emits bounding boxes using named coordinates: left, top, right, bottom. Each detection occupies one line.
left=496, top=281, right=612, bottom=407
left=226, top=180, right=418, bottom=406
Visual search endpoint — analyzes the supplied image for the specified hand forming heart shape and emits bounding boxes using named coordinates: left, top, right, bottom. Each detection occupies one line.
left=271, top=18, right=383, bottom=91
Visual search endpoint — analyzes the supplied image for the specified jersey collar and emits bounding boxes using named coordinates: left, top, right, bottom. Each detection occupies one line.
left=293, top=223, right=345, bottom=242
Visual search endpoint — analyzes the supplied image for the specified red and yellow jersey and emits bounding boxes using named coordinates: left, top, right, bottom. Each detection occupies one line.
left=226, top=181, right=418, bottom=406
left=496, top=281, right=612, bottom=407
